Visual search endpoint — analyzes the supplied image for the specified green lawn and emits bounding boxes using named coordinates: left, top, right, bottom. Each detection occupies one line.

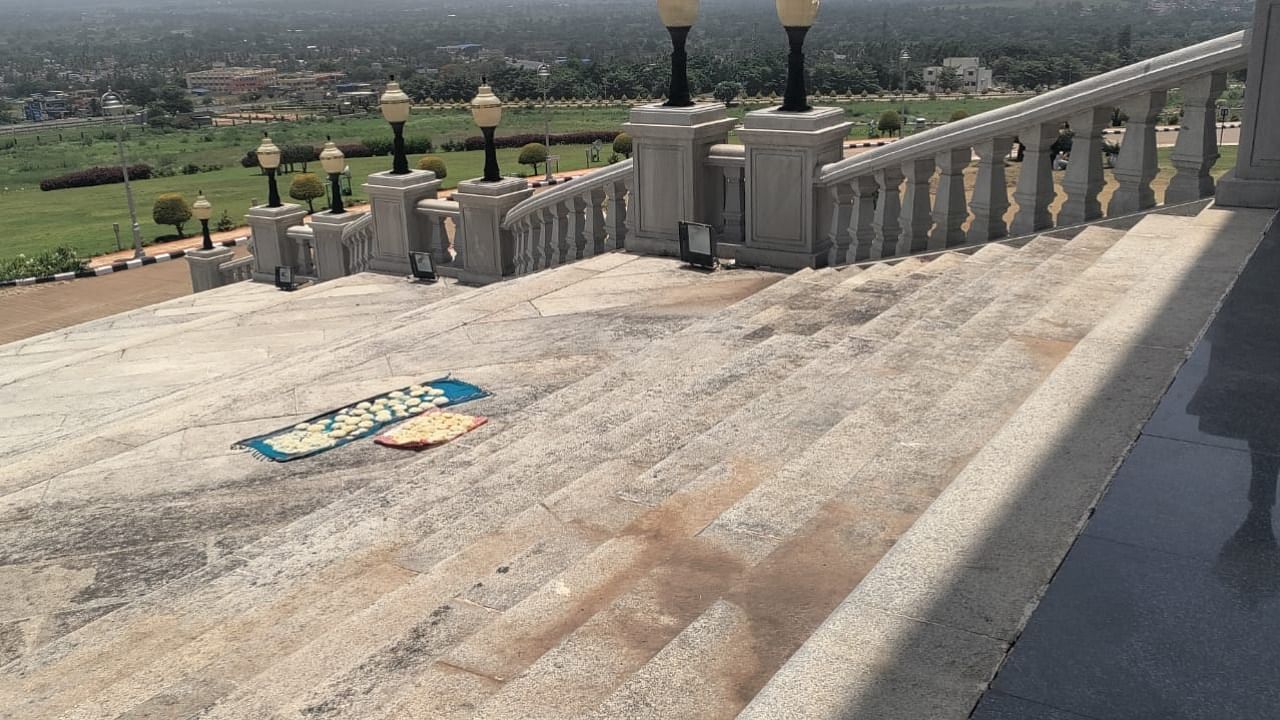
left=0, top=144, right=601, bottom=259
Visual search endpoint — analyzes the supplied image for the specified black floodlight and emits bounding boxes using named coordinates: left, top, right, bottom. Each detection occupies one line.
left=275, top=265, right=297, bottom=291
left=679, top=221, right=718, bottom=270
left=409, top=251, right=438, bottom=283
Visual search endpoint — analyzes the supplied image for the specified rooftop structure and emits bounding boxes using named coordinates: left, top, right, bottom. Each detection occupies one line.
left=184, top=66, right=279, bottom=95
left=923, top=57, right=994, bottom=93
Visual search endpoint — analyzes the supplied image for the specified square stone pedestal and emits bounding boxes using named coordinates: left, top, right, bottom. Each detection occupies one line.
left=363, top=169, right=442, bottom=275
left=1218, top=0, right=1280, bottom=209
left=622, top=103, right=736, bottom=257
left=451, top=177, right=533, bottom=285
left=736, top=107, right=852, bottom=270
left=186, top=246, right=235, bottom=293
left=245, top=204, right=308, bottom=283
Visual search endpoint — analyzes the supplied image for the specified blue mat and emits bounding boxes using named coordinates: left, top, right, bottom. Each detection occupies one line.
left=234, top=376, right=490, bottom=462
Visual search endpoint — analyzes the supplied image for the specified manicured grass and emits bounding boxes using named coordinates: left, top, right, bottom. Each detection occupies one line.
left=0, top=145, right=601, bottom=260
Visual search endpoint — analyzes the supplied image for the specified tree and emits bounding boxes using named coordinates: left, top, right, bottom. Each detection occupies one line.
left=289, top=173, right=326, bottom=213
left=878, top=110, right=903, bottom=137
left=152, top=193, right=192, bottom=238
left=950, top=109, right=970, bottom=122
left=518, top=143, right=549, bottom=175
left=938, top=67, right=962, bottom=93
left=612, top=133, right=633, bottom=159
left=417, top=155, right=448, bottom=179
left=713, top=81, right=743, bottom=106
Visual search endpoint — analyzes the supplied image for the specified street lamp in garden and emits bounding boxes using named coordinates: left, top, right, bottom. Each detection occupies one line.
left=320, top=137, right=347, bottom=215
left=101, top=90, right=145, bottom=259
left=192, top=191, right=214, bottom=251
left=538, top=64, right=554, bottom=183
left=471, top=79, right=504, bottom=183
left=776, top=0, right=820, bottom=113
left=657, top=0, right=698, bottom=108
left=380, top=75, right=413, bottom=175
left=255, top=133, right=283, bottom=208
left=900, top=49, right=911, bottom=117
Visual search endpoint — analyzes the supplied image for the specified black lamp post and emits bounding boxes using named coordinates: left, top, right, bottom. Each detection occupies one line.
left=658, top=0, right=699, bottom=107
left=256, top=134, right=283, bottom=208
left=319, top=137, right=346, bottom=214
left=380, top=76, right=413, bottom=175
left=776, top=0, right=820, bottom=113
left=192, top=191, right=214, bottom=251
left=471, top=79, right=504, bottom=183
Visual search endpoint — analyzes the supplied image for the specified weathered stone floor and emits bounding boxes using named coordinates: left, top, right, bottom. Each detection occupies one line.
left=0, top=206, right=1270, bottom=720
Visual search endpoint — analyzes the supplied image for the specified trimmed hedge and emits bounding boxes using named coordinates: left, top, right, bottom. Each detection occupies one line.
left=0, top=246, right=85, bottom=282
left=459, top=130, right=620, bottom=152
left=40, top=164, right=154, bottom=192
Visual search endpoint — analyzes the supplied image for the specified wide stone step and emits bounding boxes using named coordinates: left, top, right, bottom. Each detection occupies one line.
left=264, top=247, right=1040, bottom=718
left=35, top=257, right=942, bottom=712
left=737, top=208, right=1270, bottom=720
left=20, top=254, right=962, bottom=712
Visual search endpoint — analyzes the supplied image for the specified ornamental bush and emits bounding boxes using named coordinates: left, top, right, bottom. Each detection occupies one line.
left=289, top=173, right=326, bottom=213
left=416, top=155, right=448, bottom=179
left=518, top=143, right=549, bottom=175
left=459, top=130, right=619, bottom=152
left=613, top=132, right=633, bottom=159
left=152, top=193, right=192, bottom=238
left=878, top=110, right=903, bottom=136
left=39, top=163, right=154, bottom=192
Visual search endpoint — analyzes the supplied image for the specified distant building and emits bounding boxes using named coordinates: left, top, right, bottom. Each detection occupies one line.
left=22, top=92, right=72, bottom=121
left=274, top=71, right=346, bottom=94
left=923, top=58, right=994, bottom=94
left=436, top=43, right=483, bottom=58
left=184, top=67, right=278, bottom=95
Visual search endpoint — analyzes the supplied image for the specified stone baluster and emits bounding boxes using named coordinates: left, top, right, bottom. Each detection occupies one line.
left=589, top=187, right=609, bottom=255
left=431, top=216, right=452, bottom=267
left=826, top=183, right=855, bottom=266
left=293, top=235, right=315, bottom=277
left=1010, top=123, right=1060, bottom=236
left=722, top=167, right=746, bottom=245
left=606, top=180, right=629, bottom=249
left=529, top=210, right=550, bottom=271
left=849, top=176, right=879, bottom=263
left=930, top=148, right=970, bottom=250
left=873, top=166, right=904, bottom=259
left=1059, top=107, right=1112, bottom=225
left=898, top=157, right=936, bottom=256
left=511, top=219, right=529, bottom=274
left=550, top=202, right=571, bottom=266
left=1109, top=90, right=1168, bottom=216
left=1167, top=73, right=1227, bottom=204
left=450, top=216, right=466, bottom=269
left=570, top=194, right=590, bottom=260
left=969, top=137, right=1014, bottom=242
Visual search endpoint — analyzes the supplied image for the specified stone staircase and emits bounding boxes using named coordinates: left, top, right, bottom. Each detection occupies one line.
left=0, top=204, right=1269, bottom=720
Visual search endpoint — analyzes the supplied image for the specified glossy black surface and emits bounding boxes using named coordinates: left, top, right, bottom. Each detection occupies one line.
left=972, top=216, right=1280, bottom=720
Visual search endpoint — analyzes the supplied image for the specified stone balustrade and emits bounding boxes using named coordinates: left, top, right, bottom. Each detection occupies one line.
left=414, top=199, right=462, bottom=271
left=217, top=256, right=254, bottom=284
left=813, top=31, right=1248, bottom=267
left=502, top=160, right=633, bottom=277
left=706, top=144, right=746, bottom=247
left=285, top=224, right=318, bottom=280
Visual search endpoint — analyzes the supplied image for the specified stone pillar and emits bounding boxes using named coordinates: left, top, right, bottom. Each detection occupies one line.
left=451, top=177, right=533, bottom=285
left=737, top=107, right=853, bottom=270
left=622, top=103, right=736, bottom=257
left=1108, top=91, right=1167, bottom=216
left=363, top=170, right=442, bottom=276
left=245, top=204, right=308, bottom=283
left=309, top=211, right=365, bottom=282
left=1166, top=73, right=1227, bottom=204
left=1218, top=0, right=1280, bottom=209
left=186, top=246, right=234, bottom=293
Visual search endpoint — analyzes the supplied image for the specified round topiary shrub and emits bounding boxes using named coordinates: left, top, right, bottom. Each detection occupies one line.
left=417, top=155, right=448, bottom=179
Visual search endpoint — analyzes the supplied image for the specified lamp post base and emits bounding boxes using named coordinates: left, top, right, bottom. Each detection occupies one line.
left=266, top=169, right=282, bottom=209
left=390, top=122, right=410, bottom=175
left=663, top=26, right=694, bottom=108
left=779, top=26, right=812, bottom=113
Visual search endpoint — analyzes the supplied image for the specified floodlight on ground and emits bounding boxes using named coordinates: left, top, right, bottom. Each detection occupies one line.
left=471, top=79, right=505, bottom=182
left=679, top=220, right=718, bottom=270
left=409, top=251, right=437, bottom=283
left=256, top=133, right=283, bottom=208
left=658, top=0, right=699, bottom=107
left=275, top=265, right=297, bottom=291
left=776, top=0, right=820, bottom=112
